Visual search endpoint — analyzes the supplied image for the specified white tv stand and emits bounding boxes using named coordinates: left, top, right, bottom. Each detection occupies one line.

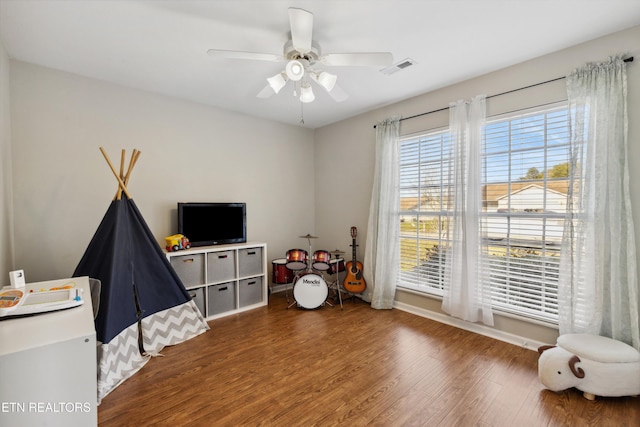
left=166, top=242, right=267, bottom=320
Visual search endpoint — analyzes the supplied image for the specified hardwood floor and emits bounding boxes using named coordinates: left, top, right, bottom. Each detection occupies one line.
left=98, top=291, right=639, bottom=426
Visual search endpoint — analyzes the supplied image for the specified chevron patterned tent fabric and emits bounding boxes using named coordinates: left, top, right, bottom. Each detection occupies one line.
left=96, top=323, right=150, bottom=403
left=96, top=300, right=207, bottom=403
left=74, top=148, right=209, bottom=404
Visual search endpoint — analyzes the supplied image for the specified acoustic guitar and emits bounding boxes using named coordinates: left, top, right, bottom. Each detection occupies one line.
left=344, top=226, right=366, bottom=293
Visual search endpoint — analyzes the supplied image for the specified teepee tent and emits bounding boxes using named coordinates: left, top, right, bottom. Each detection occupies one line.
left=74, top=148, right=209, bottom=403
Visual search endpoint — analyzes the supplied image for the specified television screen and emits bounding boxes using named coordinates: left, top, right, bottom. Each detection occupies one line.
left=178, top=202, right=246, bottom=247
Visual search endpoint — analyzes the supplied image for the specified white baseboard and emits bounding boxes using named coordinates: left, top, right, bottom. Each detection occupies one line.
left=270, top=284, right=288, bottom=294
left=393, top=300, right=548, bottom=352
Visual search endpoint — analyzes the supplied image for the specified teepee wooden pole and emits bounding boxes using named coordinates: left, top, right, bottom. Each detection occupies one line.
left=119, top=149, right=126, bottom=178
left=115, top=149, right=126, bottom=200
left=100, top=147, right=132, bottom=200
left=123, top=149, right=141, bottom=187
left=121, top=150, right=140, bottom=201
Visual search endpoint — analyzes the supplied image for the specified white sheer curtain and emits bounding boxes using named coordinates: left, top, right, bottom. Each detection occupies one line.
left=441, top=95, right=494, bottom=325
left=363, top=117, right=401, bottom=309
left=559, top=55, right=639, bottom=350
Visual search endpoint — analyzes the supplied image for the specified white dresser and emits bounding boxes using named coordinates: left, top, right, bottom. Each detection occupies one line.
left=0, top=276, right=97, bottom=427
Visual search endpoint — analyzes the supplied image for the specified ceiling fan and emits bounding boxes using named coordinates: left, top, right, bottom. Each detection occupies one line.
left=207, top=7, right=393, bottom=104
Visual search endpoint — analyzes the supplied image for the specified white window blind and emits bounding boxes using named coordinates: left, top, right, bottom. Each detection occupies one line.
left=399, top=129, right=452, bottom=292
left=398, top=103, right=571, bottom=323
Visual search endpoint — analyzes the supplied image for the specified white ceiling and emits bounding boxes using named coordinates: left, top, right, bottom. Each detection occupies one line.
left=2, top=0, right=640, bottom=129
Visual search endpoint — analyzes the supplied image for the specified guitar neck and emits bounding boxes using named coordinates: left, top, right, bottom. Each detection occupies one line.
left=352, top=238, right=357, bottom=263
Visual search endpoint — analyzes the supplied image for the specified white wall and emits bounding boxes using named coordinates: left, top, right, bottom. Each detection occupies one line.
left=10, top=61, right=315, bottom=281
left=314, top=25, right=640, bottom=344
left=0, top=36, right=13, bottom=280
left=313, top=113, right=377, bottom=261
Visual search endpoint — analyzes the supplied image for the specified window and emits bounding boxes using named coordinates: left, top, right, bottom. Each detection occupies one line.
left=398, top=103, right=571, bottom=323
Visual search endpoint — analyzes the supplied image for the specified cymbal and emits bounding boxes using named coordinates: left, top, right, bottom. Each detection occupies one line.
left=330, top=249, right=345, bottom=255
left=299, top=234, right=318, bottom=239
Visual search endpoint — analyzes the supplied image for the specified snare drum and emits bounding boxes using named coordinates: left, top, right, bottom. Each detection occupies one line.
left=293, top=272, right=328, bottom=309
left=285, top=249, right=308, bottom=271
left=272, top=258, right=293, bottom=284
left=312, top=250, right=331, bottom=271
left=327, top=258, right=346, bottom=275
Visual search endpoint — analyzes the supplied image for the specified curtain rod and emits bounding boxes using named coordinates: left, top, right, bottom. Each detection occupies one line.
left=373, top=56, right=634, bottom=129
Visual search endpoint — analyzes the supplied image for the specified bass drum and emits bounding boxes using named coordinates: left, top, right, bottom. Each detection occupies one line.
left=293, top=273, right=328, bottom=309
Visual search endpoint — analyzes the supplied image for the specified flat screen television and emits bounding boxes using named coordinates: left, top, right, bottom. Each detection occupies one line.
left=178, top=202, right=246, bottom=247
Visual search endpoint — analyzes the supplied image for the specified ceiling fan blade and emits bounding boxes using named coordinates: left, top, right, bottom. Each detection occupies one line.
left=256, top=84, right=276, bottom=99
left=207, top=49, right=283, bottom=62
left=308, top=73, right=348, bottom=102
left=327, top=84, right=348, bottom=102
left=288, top=7, right=313, bottom=53
left=320, top=52, right=393, bottom=67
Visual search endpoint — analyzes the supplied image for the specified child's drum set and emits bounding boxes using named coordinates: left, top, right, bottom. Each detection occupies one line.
left=271, top=234, right=345, bottom=309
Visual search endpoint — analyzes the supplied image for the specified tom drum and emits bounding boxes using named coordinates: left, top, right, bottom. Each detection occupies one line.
left=312, top=250, right=331, bottom=271
left=272, top=258, right=293, bottom=284
left=285, top=249, right=308, bottom=271
left=327, top=258, right=346, bottom=275
left=293, top=273, right=328, bottom=309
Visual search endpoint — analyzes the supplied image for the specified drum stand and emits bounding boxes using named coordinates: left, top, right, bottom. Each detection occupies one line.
left=286, top=270, right=302, bottom=309
left=324, top=250, right=346, bottom=310
left=324, top=274, right=343, bottom=310
left=284, top=274, right=294, bottom=306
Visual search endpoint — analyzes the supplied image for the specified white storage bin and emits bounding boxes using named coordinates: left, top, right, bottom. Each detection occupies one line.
left=207, top=282, right=236, bottom=315
left=188, top=287, right=206, bottom=317
left=170, top=254, right=204, bottom=287
left=239, top=277, right=263, bottom=308
left=207, top=250, right=235, bottom=283
left=238, top=247, right=263, bottom=277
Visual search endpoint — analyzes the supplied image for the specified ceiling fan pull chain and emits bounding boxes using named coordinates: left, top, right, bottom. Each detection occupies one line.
left=300, top=102, right=305, bottom=125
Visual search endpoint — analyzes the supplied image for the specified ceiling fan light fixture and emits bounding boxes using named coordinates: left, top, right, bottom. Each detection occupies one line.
left=316, top=71, right=337, bottom=92
left=267, top=72, right=288, bottom=94
left=285, top=59, right=305, bottom=81
left=300, top=83, right=315, bottom=103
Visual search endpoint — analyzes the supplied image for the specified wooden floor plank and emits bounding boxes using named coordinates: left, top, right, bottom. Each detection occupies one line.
left=98, top=291, right=640, bottom=426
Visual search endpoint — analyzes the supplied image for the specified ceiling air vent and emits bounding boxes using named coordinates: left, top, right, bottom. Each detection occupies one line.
left=381, top=58, right=416, bottom=75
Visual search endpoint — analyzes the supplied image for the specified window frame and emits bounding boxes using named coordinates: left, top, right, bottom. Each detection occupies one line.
left=397, top=102, right=571, bottom=325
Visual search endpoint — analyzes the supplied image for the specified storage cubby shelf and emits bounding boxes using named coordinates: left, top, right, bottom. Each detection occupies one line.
left=166, top=242, right=267, bottom=320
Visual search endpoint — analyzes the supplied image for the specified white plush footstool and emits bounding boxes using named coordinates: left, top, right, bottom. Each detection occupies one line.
left=538, top=333, right=640, bottom=400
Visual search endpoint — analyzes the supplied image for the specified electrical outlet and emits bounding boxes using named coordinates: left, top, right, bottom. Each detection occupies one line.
left=9, top=270, right=26, bottom=288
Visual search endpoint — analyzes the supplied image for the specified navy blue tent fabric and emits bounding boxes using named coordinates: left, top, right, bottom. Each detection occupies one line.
left=74, top=197, right=189, bottom=344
